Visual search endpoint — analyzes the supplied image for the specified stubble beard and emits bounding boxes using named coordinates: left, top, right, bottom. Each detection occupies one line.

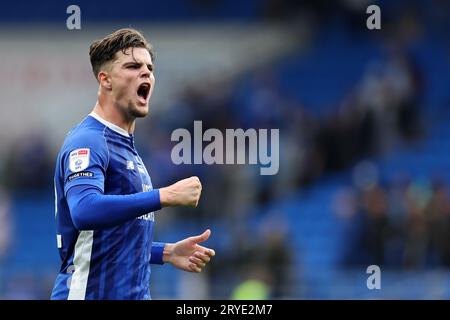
left=128, top=102, right=149, bottom=118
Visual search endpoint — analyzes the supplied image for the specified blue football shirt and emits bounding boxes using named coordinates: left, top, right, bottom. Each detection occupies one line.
left=51, top=112, right=164, bottom=300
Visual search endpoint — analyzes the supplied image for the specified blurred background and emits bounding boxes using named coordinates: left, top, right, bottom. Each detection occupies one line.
left=0, top=0, right=449, bottom=299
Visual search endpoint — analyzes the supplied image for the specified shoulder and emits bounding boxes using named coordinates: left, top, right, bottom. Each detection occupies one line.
left=60, top=116, right=109, bottom=166
left=64, top=116, right=108, bottom=150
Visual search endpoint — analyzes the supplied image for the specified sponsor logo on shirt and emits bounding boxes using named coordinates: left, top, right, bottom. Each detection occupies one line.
left=137, top=184, right=155, bottom=221
left=142, top=184, right=152, bottom=192
left=126, top=160, right=135, bottom=170
left=134, top=156, right=148, bottom=174
left=137, top=212, right=154, bottom=221
left=69, top=148, right=90, bottom=172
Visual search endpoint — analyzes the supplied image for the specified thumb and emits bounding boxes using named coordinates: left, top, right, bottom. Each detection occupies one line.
left=191, top=229, right=211, bottom=244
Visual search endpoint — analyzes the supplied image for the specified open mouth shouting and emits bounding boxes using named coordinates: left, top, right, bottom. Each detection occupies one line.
left=137, top=82, right=151, bottom=105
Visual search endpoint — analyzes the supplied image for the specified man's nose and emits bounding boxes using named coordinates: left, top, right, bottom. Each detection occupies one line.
left=141, top=67, right=151, bottom=78
left=141, top=72, right=150, bottom=78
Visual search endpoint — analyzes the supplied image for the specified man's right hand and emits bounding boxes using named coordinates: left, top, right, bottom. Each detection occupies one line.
left=159, top=176, right=202, bottom=208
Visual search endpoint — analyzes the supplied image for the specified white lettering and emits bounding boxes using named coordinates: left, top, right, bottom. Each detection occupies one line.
left=170, top=121, right=279, bottom=175
left=66, top=5, right=81, bottom=30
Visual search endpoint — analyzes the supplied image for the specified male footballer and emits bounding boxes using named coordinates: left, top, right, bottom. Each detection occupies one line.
left=51, top=28, right=215, bottom=300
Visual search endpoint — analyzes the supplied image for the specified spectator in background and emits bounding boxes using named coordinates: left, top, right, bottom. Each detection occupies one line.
left=426, top=181, right=450, bottom=266
left=383, top=46, right=423, bottom=140
left=402, top=180, right=430, bottom=269
left=359, top=185, right=391, bottom=266
left=257, top=213, right=294, bottom=298
left=334, top=186, right=365, bottom=267
left=0, top=188, right=12, bottom=262
left=231, top=265, right=272, bottom=300
left=3, top=130, right=53, bottom=192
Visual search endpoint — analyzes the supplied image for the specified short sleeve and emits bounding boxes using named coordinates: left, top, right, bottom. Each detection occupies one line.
left=62, top=132, right=109, bottom=196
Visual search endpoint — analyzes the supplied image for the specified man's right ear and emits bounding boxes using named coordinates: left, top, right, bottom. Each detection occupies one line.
left=98, top=71, right=112, bottom=90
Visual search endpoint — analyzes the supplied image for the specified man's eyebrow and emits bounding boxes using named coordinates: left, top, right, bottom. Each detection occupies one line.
left=122, top=61, right=141, bottom=66
left=122, top=61, right=153, bottom=68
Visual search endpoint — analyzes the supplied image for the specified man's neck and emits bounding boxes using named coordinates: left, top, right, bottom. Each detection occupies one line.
left=92, top=101, right=135, bottom=134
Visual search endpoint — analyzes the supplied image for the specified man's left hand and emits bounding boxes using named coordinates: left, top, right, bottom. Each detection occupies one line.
left=163, top=229, right=215, bottom=273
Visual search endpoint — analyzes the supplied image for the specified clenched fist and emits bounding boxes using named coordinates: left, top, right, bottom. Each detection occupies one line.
left=159, top=176, right=202, bottom=207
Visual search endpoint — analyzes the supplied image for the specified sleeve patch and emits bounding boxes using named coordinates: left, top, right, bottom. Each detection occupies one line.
left=69, top=148, right=90, bottom=172
left=67, top=171, right=94, bottom=182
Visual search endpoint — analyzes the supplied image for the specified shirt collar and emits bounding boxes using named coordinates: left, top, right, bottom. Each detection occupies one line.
left=89, top=111, right=130, bottom=138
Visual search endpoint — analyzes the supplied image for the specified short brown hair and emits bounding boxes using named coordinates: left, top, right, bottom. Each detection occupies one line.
left=89, top=28, right=155, bottom=80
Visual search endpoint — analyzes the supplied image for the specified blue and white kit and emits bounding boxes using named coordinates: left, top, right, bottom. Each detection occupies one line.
left=51, top=112, right=164, bottom=300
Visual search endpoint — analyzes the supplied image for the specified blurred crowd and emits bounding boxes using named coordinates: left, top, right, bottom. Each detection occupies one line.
left=336, top=174, right=450, bottom=270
